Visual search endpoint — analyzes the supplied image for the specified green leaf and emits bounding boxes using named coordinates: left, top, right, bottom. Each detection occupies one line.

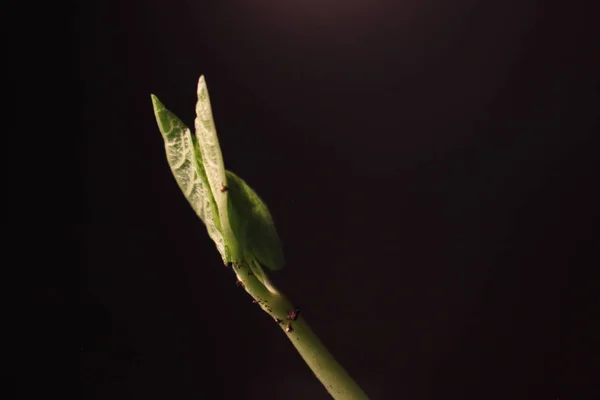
left=151, top=94, right=227, bottom=262
left=194, top=76, right=240, bottom=262
left=226, top=170, right=285, bottom=271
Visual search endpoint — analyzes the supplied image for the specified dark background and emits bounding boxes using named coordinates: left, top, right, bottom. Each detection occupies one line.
left=12, top=0, right=597, bottom=399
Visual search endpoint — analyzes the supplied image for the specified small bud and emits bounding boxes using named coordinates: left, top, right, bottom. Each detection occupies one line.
left=285, top=322, right=294, bottom=333
left=287, top=308, right=300, bottom=321
left=220, top=184, right=228, bottom=193
left=274, top=317, right=282, bottom=324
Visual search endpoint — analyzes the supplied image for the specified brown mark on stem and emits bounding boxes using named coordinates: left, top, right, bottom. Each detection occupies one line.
left=287, top=308, right=300, bottom=321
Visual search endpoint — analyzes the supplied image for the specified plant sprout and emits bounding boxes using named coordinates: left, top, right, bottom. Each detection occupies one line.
left=151, top=76, right=369, bottom=400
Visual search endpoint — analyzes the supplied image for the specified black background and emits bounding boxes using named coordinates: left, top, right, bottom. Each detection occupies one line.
left=9, top=1, right=597, bottom=399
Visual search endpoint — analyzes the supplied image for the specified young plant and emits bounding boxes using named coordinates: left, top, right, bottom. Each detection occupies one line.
left=151, top=76, right=369, bottom=400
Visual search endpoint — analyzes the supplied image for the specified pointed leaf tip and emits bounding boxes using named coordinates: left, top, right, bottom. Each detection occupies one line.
left=151, top=94, right=161, bottom=109
left=150, top=95, right=173, bottom=138
left=198, top=75, right=212, bottom=100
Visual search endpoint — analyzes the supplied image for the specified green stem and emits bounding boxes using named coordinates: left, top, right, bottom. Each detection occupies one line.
left=233, top=261, right=369, bottom=400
